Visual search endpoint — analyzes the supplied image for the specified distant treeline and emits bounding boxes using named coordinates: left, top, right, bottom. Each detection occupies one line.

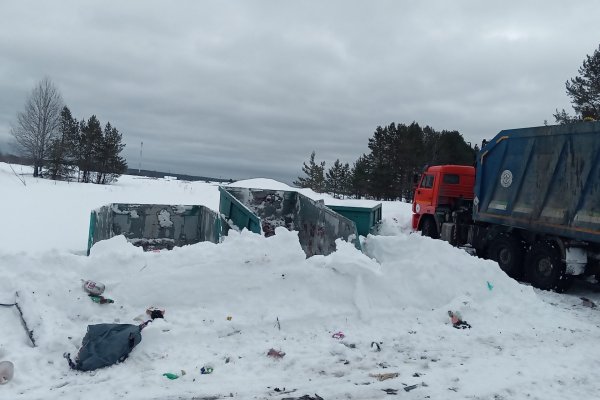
left=9, top=78, right=127, bottom=184
left=294, top=122, right=476, bottom=201
left=45, top=108, right=128, bottom=184
left=128, top=168, right=233, bottom=183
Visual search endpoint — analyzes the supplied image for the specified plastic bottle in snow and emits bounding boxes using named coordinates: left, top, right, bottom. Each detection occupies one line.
left=0, top=361, right=14, bottom=384
left=82, top=280, right=105, bottom=296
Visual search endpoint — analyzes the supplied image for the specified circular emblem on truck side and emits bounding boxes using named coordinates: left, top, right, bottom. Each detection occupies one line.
left=500, top=170, right=513, bottom=188
left=415, top=203, right=421, bottom=213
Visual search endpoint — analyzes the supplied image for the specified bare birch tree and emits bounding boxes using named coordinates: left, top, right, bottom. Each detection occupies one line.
left=11, top=78, right=63, bottom=177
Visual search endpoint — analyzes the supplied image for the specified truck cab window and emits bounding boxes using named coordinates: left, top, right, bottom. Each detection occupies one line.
left=421, top=174, right=434, bottom=188
left=443, top=174, right=460, bottom=184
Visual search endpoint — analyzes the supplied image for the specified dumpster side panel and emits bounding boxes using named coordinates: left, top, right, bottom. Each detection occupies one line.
left=87, top=205, right=113, bottom=255
left=198, top=205, right=228, bottom=243
left=296, top=194, right=360, bottom=256
left=88, top=203, right=226, bottom=253
left=327, top=204, right=382, bottom=236
left=109, top=204, right=202, bottom=250
left=474, top=122, right=600, bottom=243
left=218, top=187, right=261, bottom=233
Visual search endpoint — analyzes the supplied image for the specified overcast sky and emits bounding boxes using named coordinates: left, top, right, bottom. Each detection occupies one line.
left=1, top=1, right=599, bottom=183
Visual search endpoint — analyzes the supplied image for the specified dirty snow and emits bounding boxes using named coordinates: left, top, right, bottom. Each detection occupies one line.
left=1, top=162, right=600, bottom=400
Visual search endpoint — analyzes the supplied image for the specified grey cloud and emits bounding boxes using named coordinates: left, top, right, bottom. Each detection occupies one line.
left=0, top=1, right=597, bottom=184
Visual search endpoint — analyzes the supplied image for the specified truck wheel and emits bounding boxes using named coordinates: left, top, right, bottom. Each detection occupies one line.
left=487, top=234, right=524, bottom=279
left=525, top=241, right=568, bottom=292
left=420, top=217, right=439, bottom=239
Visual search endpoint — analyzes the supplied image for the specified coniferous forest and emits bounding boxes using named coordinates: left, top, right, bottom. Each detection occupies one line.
left=295, top=122, right=476, bottom=201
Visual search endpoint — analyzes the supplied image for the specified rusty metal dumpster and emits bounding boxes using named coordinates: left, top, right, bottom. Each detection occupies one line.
left=219, top=186, right=361, bottom=257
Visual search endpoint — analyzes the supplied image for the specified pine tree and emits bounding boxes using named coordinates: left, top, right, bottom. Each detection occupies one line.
left=99, top=122, right=127, bottom=184
left=350, top=155, right=371, bottom=199
left=45, top=106, right=78, bottom=180
left=340, top=162, right=351, bottom=198
left=325, top=159, right=346, bottom=198
left=554, top=44, right=600, bottom=123
left=294, top=151, right=326, bottom=192
left=78, top=116, right=103, bottom=183
left=367, top=125, right=395, bottom=200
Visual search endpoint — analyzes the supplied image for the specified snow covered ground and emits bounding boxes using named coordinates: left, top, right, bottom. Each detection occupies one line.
left=1, top=162, right=600, bottom=400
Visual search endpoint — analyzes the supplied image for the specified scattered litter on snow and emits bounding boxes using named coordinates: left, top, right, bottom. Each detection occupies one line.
left=448, top=310, right=471, bottom=329
left=2, top=163, right=600, bottom=399
left=267, top=348, right=286, bottom=359
left=331, top=331, right=345, bottom=340
left=163, top=370, right=186, bottom=380
left=369, top=372, right=399, bottom=381
left=0, top=361, right=14, bottom=384
left=200, top=366, right=214, bottom=374
left=89, top=294, right=114, bottom=304
left=82, top=280, right=105, bottom=296
left=580, top=297, right=597, bottom=308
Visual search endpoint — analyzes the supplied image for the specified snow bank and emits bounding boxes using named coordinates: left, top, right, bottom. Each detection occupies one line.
left=2, top=162, right=600, bottom=399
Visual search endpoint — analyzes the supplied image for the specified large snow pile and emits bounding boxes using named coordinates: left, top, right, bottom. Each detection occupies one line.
left=1, top=163, right=600, bottom=399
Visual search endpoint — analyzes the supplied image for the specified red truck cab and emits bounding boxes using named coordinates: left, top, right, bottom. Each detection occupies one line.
left=412, top=165, right=476, bottom=238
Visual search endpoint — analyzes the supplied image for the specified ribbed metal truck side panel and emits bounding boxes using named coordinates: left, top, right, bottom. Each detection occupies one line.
left=474, top=121, right=600, bottom=243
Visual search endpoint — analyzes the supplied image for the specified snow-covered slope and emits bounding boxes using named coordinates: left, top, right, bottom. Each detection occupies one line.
left=1, top=163, right=599, bottom=400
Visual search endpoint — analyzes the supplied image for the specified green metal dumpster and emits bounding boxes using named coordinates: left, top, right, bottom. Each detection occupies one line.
left=219, top=186, right=360, bottom=257
left=87, top=203, right=228, bottom=255
left=326, top=203, right=382, bottom=236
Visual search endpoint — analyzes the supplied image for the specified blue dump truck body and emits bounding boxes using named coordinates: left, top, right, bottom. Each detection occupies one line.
left=474, top=121, right=600, bottom=243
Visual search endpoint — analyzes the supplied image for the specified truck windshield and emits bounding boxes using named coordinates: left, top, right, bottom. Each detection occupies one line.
left=421, top=174, right=434, bottom=188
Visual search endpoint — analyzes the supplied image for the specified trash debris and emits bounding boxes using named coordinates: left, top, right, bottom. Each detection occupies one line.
left=448, top=310, right=471, bottom=329
left=342, top=342, right=356, bottom=349
left=89, top=294, right=114, bottom=304
left=404, top=384, right=419, bottom=392
left=0, top=361, right=14, bottom=385
left=82, top=280, right=105, bottom=296
left=146, top=307, right=165, bottom=319
left=487, top=281, right=494, bottom=291
left=580, top=297, right=597, bottom=308
left=226, top=316, right=232, bottom=321
left=381, top=388, right=398, bottom=395
left=371, top=341, right=382, bottom=351
left=163, top=370, right=186, bottom=380
left=1, top=292, right=36, bottom=347
left=272, top=387, right=297, bottom=395
left=219, top=329, right=241, bottom=338
left=369, top=372, right=399, bottom=381
left=267, top=348, right=285, bottom=359
left=64, top=320, right=153, bottom=371
left=200, top=366, right=214, bottom=374
left=331, top=331, right=345, bottom=340
left=282, top=395, right=323, bottom=400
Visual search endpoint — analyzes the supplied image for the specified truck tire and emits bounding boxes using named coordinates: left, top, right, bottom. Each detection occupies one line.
left=487, top=234, right=524, bottom=279
left=525, top=241, right=568, bottom=292
left=420, top=217, right=439, bottom=239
